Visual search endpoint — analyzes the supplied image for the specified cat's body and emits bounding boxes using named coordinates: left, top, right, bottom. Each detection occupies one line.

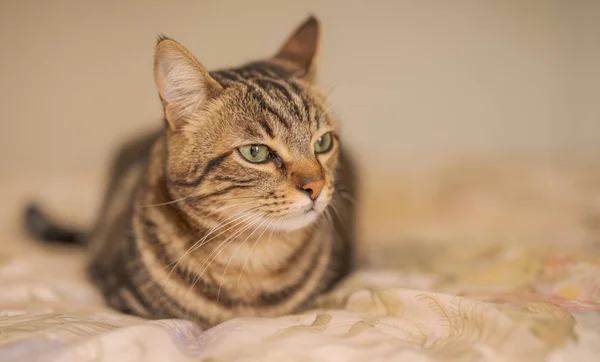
left=25, top=16, right=356, bottom=328
left=85, top=125, right=355, bottom=328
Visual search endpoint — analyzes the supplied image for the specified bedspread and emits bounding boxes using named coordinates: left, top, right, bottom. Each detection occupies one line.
left=2, top=239, right=600, bottom=362
left=2, top=162, right=600, bottom=362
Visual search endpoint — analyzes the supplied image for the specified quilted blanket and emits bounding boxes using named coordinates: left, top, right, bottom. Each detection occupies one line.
left=2, top=240, right=600, bottom=361
left=2, top=161, right=600, bottom=362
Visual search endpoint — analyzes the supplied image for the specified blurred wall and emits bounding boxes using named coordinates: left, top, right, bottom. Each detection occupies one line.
left=559, top=1, right=600, bottom=154
left=1, top=0, right=600, bottom=248
left=2, top=0, right=599, bottom=179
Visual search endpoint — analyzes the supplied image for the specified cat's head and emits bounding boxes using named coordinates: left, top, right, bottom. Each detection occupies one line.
left=153, top=16, right=340, bottom=231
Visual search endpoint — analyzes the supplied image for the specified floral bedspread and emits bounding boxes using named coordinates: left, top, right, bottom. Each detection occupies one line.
left=1, top=238, right=600, bottom=362
left=2, top=163, right=600, bottom=362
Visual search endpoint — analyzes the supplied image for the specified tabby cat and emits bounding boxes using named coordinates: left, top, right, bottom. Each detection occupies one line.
left=25, top=16, right=356, bottom=328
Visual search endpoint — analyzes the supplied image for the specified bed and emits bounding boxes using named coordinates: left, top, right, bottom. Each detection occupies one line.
left=2, top=159, right=600, bottom=361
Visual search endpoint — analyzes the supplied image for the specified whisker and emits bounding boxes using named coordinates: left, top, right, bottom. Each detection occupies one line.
left=183, top=213, right=260, bottom=296
left=338, top=191, right=356, bottom=204
left=194, top=213, right=262, bottom=273
left=141, top=193, right=201, bottom=208
left=195, top=213, right=261, bottom=274
left=214, top=199, right=258, bottom=213
left=235, top=217, right=274, bottom=293
left=141, top=191, right=267, bottom=208
left=187, top=205, right=263, bottom=253
left=218, top=216, right=273, bottom=302
left=162, top=212, right=255, bottom=293
left=165, top=205, right=261, bottom=278
left=324, top=208, right=335, bottom=227
left=267, top=217, right=281, bottom=249
left=190, top=214, right=264, bottom=292
left=218, top=195, right=266, bottom=201
left=328, top=202, right=342, bottom=221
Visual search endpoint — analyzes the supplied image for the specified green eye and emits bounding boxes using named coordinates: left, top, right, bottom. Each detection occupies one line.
left=239, top=144, right=270, bottom=163
left=314, top=132, right=333, bottom=154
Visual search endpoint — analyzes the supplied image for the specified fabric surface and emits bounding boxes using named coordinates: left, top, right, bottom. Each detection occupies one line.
left=2, top=239, right=600, bottom=362
left=2, top=163, right=600, bottom=362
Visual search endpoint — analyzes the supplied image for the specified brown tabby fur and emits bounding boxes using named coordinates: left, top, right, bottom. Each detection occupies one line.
left=28, top=16, right=356, bottom=328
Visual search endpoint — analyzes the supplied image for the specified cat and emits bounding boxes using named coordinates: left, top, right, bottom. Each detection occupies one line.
left=24, top=15, right=356, bottom=328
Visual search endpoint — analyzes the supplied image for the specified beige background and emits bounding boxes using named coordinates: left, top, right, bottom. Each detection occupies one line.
left=2, top=0, right=599, bottom=175
left=1, top=1, right=600, bottom=247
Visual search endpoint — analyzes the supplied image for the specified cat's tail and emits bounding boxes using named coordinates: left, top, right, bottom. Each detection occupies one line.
left=23, top=204, right=86, bottom=245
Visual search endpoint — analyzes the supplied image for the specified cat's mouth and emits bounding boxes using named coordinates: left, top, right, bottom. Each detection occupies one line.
left=272, top=210, right=319, bottom=231
left=268, top=197, right=328, bottom=232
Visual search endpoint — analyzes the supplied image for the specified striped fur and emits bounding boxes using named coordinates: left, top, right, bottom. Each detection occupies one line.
left=31, top=16, right=356, bottom=328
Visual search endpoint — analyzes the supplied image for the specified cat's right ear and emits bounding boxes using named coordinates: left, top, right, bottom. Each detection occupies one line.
left=274, top=15, right=320, bottom=82
left=154, top=37, right=223, bottom=130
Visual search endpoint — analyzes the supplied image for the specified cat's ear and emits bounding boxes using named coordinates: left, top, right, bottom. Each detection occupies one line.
left=154, top=37, right=223, bottom=130
left=274, top=15, right=320, bottom=81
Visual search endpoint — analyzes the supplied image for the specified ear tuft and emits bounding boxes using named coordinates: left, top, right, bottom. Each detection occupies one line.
left=274, top=15, right=321, bottom=79
left=153, top=39, right=222, bottom=130
left=156, top=33, right=171, bottom=46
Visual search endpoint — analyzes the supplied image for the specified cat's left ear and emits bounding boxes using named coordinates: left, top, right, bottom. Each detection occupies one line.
left=274, top=15, right=320, bottom=82
left=154, top=38, right=223, bottom=130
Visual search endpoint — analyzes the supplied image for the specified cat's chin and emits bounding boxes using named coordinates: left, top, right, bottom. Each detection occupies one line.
left=272, top=210, right=320, bottom=232
left=263, top=194, right=332, bottom=232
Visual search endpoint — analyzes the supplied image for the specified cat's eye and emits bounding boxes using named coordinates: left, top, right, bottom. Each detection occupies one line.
left=314, top=132, right=333, bottom=154
left=238, top=144, right=270, bottom=163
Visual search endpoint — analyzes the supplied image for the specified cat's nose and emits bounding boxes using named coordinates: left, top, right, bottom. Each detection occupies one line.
left=297, top=179, right=325, bottom=201
left=290, top=160, right=325, bottom=201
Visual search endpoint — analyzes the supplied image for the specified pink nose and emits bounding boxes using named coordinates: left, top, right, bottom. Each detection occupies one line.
left=297, top=179, right=325, bottom=200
